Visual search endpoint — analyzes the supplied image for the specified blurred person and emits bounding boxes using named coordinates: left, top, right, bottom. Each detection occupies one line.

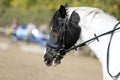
left=39, top=24, right=49, bottom=46
left=25, top=21, right=36, bottom=42
left=10, top=18, right=19, bottom=43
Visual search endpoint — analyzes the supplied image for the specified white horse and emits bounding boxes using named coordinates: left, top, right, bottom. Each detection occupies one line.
left=44, top=5, right=120, bottom=80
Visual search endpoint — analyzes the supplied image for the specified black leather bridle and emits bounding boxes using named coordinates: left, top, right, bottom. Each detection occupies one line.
left=47, top=16, right=69, bottom=64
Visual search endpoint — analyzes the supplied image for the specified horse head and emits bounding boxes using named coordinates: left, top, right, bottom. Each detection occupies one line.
left=44, top=4, right=81, bottom=66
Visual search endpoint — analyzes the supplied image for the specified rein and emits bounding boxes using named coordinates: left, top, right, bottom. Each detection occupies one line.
left=107, top=22, right=120, bottom=80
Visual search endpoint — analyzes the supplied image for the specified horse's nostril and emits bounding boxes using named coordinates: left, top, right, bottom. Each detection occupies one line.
left=44, top=59, right=48, bottom=64
left=44, top=59, right=49, bottom=64
left=44, top=58, right=48, bottom=63
left=44, top=53, right=54, bottom=66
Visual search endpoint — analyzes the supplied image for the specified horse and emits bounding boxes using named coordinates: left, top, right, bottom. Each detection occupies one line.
left=44, top=4, right=120, bottom=80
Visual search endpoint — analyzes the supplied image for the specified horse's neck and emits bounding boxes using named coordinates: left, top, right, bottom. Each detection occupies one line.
left=68, top=6, right=119, bottom=46
left=77, top=7, right=119, bottom=41
left=73, top=7, right=120, bottom=61
left=79, top=7, right=120, bottom=62
left=68, top=7, right=120, bottom=80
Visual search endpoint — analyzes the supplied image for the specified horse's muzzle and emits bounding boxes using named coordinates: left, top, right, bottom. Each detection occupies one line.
left=44, top=52, right=63, bottom=66
left=44, top=53, right=54, bottom=66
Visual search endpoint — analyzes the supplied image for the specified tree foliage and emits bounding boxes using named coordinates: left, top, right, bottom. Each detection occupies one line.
left=0, top=0, right=120, bottom=26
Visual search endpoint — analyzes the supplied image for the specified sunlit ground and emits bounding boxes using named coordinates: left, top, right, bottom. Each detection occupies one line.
left=0, top=36, right=102, bottom=80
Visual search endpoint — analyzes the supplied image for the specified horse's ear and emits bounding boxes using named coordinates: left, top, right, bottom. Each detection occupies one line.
left=64, top=3, right=68, bottom=8
left=59, top=5, right=66, bottom=18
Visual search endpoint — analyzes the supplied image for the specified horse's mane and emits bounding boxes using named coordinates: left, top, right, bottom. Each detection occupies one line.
left=71, top=7, right=119, bottom=29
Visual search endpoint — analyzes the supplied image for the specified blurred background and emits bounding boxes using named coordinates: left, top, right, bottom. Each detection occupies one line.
left=0, top=0, right=120, bottom=26
left=0, top=0, right=119, bottom=80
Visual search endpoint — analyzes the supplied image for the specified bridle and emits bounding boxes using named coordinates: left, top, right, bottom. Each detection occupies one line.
left=47, top=15, right=69, bottom=64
